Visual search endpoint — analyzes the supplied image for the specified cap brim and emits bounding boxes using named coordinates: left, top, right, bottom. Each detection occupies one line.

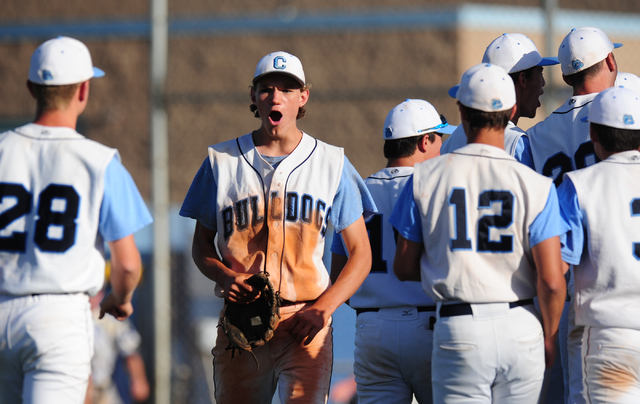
left=93, top=67, right=105, bottom=78
left=435, top=124, right=457, bottom=135
left=614, top=43, right=623, bottom=49
left=252, top=71, right=304, bottom=87
left=538, top=57, right=559, bottom=66
left=448, top=85, right=459, bottom=99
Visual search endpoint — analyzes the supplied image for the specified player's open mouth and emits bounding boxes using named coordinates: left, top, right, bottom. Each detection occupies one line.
left=269, top=111, right=283, bottom=123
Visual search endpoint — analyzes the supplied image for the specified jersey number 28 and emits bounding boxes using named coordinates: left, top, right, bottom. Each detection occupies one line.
left=449, top=188, right=514, bottom=253
left=0, top=182, right=79, bottom=253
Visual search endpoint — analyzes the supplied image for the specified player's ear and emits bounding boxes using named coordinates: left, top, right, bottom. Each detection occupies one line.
left=417, top=134, right=429, bottom=152
left=298, top=87, right=309, bottom=107
left=457, top=101, right=466, bottom=122
left=78, top=80, right=90, bottom=102
left=589, top=124, right=599, bottom=145
left=250, top=85, right=257, bottom=104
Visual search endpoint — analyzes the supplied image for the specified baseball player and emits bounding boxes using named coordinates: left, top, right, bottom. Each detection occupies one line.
left=440, top=32, right=559, bottom=170
left=557, top=86, right=640, bottom=403
left=391, top=63, right=567, bottom=403
left=0, top=37, right=152, bottom=404
left=179, top=51, right=376, bottom=404
left=526, top=27, right=621, bottom=404
left=330, top=99, right=455, bottom=404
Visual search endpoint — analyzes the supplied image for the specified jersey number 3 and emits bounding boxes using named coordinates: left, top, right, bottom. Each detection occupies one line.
left=449, top=188, right=514, bottom=253
left=0, top=182, right=80, bottom=253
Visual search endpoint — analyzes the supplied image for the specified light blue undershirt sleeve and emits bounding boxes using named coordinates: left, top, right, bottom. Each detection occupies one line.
left=179, top=157, right=218, bottom=231
left=330, top=229, right=347, bottom=256
left=528, top=184, right=568, bottom=248
left=99, top=157, right=153, bottom=242
left=329, top=156, right=377, bottom=233
left=556, top=177, right=584, bottom=265
left=388, top=175, right=423, bottom=243
left=514, top=135, right=535, bottom=170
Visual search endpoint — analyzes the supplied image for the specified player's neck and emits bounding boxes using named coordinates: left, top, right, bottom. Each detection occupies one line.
left=252, top=127, right=303, bottom=157
left=573, top=77, right=614, bottom=97
left=33, top=109, right=78, bottom=130
left=387, top=154, right=425, bottom=168
left=467, top=127, right=505, bottom=149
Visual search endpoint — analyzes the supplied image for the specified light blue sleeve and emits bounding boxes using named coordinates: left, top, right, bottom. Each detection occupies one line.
left=329, top=156, right=377, bottom=233
left=388, top=175, right=423, bottom=243
left=179, top=157, right=218, bottom=231
left=99, top=157, right=153, bottom=242
left=514, top=135, right=535, bottom=170
left=528, top=184, right=569, bottom=248
left=330, top=229, right=347, bottom=256
left=556, top=178, right=584, bottom=265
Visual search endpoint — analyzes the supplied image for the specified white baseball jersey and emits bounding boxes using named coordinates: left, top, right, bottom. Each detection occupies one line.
left=0, top=124, right=116, bottom=296
left=397, top=143, right=557, bottom=303
left=332, top=166, right=434, bottom=308
left=441, top=121, right=525, bottom=157
left=527, top=93, right=599, bottom=185
left=180, top=132, right=374, bottom=303
left=559, top=151, right=640, bottom=329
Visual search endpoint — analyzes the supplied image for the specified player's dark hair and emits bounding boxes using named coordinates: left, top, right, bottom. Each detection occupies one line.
left=591, top=122, right=640, bottom=152
left=30, top=82, right=80, bottom=112
left=508, top=66, right=537, bottom=85
left=459, top=104, right=511, bottom=133
left=383, top=133, right=436, bottom=159
left=564, top=59, right=605, bottom=87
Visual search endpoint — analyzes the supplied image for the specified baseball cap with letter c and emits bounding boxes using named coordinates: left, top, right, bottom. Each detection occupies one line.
left=558, top=27, right=623, bottom=76
left=253, top=51, right=306, bottom=87
left=28, top=36, right=105, bottom=85
left=383, top=99, right=456, bottom=140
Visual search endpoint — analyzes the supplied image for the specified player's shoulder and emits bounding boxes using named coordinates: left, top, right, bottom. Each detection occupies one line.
left=307, top=133, right=344, bottom=156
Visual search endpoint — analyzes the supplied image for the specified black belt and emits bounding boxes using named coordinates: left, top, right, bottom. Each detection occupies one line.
left=439, top=298, right=534, bottom=318
left=356, top=306, right=437, bottom=316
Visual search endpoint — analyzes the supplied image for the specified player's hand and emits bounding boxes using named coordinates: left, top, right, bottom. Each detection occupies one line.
left=544, top=335, right=557, bottom=369
left=99, top=291, right=134, bottom=321
left=223, top=272, right=261, bottom=304
left=288, top=305, right=331, bottom=346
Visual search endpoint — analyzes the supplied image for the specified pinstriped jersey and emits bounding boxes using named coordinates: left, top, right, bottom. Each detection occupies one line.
left=559, top=151, right=640, bottom=329
left=331, top=166, right=435, bottom=309
left=0, top=124, right=117, bottom=296
left=182, top=132, right=369, bottom=302
left=527, top=93, right=600, bottom=186
left=407, top=144, right=556, bottom=303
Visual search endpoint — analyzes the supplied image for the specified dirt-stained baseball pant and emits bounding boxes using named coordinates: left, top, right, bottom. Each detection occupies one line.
left=213, top=302, right=333, bottom=404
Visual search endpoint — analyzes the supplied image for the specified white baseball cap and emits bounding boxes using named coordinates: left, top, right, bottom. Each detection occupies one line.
left=482, top=33, right=559, bottom=74
left=615, top=72, right=640, bottom=95
left=558, top=27, right=623, bottom=76
left=453, top=63, right=516, bottom=112
left=28, top=36, right=105, bottom=85
left=383, top=99, right=456, bottom=140
left=589, top=86, right=640, bottom=130
left=253, top=51, right=305, bottom=86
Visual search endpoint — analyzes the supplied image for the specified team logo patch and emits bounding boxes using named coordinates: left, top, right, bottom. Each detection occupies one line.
left=492, top=99, right=503, bottom=109
left=624, top=114, right=635, bottom=125
left=384, top=128, right=393, bottom=138
left=42, top=70, right=53, bottom=81
left=273, top=56, right=286, bottom=70
left=572, top=59, right=584, bottom=70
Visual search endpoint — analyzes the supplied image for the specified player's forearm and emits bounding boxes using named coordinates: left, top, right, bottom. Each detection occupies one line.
left=108, top=235, right=142, bottom=304
left=317, top=245, right=371, bottom=314
left=393, top=235, right=422, bottom=281
left=533, top=237, right=567, bottom=341
left=191, top=221, right=234, bottom=285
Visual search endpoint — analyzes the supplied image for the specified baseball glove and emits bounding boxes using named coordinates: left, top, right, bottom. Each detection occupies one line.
left=220, top=272, right=281, bottom=369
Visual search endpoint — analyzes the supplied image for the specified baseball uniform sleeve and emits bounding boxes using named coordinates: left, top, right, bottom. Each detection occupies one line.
left=99, top=157, right=153, bottom=242
left=556, top=177, right=584, bottom=265
left=329, top=156, right=377, bottom=233
left=528, top=184, right=569, bottom=247
left=179, top=157, right=218, bottom=231
left=330, top=229, right=347, bottom=256
left=514, top=135, right=535, bottom=170
left=388, top=175, right=423, bottom=243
